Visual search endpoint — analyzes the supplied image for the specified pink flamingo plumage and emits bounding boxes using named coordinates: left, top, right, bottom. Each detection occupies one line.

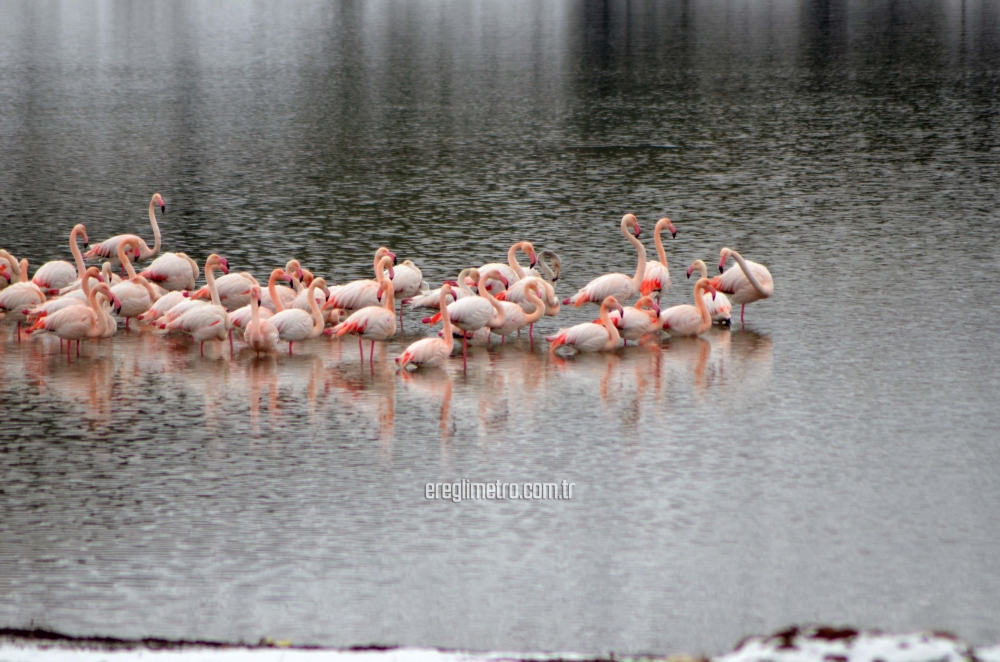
left=709, top=247, right=773, bottom=324
left=396, top=284, right=456, bottom=370
left=328, top=264, right=398, bottom=365
left=547, top=296, right=624, bottom=354
left=32, top=224, right=91, bottom=295
left=659, top=278, right=718, bottom=337
left=640, top=217, right=676, bottom=299
left=85, top=193, right=165, bottom=269
left=563, top=214, right=645, bottom=306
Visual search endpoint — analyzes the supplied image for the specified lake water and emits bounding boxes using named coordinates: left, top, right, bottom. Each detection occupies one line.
left=1, top=0, right=1000, bottom=656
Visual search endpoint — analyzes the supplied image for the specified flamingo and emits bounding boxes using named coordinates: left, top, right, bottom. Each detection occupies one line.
left=231, top=269, right=289, bottom=337
left=137, top=290, right=190, bottom=324
left=324, top=247, right=397, bottom=313
left=640, top=217, right=676, bottom=299
left=609, top=295, right=660, bottom=343
left=0, top=259, right=10, bottom=290
left=191, top=270, right=258, bottom=311
left=328, top=275, right=397, bottom=365
left=659, top=277, right=719, bottom=337
left=422, top=269, right=507, bottom=369
left=26, top=266, right=106, bottom=322
left=139, top=252, right=199, bottom=292
left=389, top=259, right=423, bottom=331
left=85, top=193, right=165, bottom=268
left=269, top=277, right=327, bottom=355
left=494, top=275, right=559, bottom=341
left=491, top=278, right=546, bottom=346
left=563, top=214, right=645, bottom=306
left=244, top=284, right=279, bottom=357
left=396, top=284, right=456, bottom=370
left=686, top=259, right=732, bottom=325
left=110, top=238, right=160, bottom=331
left=711, top=247, right=774, bottom=324
left=165, top=254, right=232, bottom=355
left=479, top=241, right=537, bottom=295
left=32, top=224, right=91, bottom=295
left=531, top=249, right=562, bottom=285
left=547, top=296, right=624, bottom=354
left=258, top=259, right=303, bottom=312
left=408, top=269, right=476, bottom=310
left=26, top=272, right=121, bottom=357
left=0, top=253, right=46, bottom=341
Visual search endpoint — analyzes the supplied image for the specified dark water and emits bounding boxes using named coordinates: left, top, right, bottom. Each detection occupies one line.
left=2, top=0, right=1000, bottom=656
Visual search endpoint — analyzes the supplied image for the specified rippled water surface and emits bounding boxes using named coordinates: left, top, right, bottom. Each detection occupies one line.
left=2, top=0, right=1000, bottom=656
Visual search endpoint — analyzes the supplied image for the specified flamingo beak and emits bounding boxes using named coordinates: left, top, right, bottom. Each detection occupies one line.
left=83, top=241, right=90, bottom=250
left=719, top=265, right=725, bottom=273
left=284, top=274, right=294, bottom=285
left=686, top=267, right=693, bottom=279
left=388, top=267, right=395, bottom=279
left=297, top=268, right=304, bottom=279
left=220, top=260, right=230, bottom=275
left=634, top=223, right=642, bottom=237
left=161, top=204, right=166, bottom=213
left=389, top=251, right=398, bottom=265
left=529, top=254, right=537, bottom=268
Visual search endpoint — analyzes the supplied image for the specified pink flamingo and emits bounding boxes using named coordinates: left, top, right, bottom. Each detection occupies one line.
left=479, top=241, right=537, bottom=295
left=640, top=217, right=676, bottom=299
left=710, top=247, right=773, bottom=324
left=26, top=270, right=121, bottom=357
left=390, top=259, right=423, bottom=331
left=244, top=284, right=279, bottom=357
left=26, top=266, right=107, bottom=322
left=547, top=296, right=624, bottom=354
left=137, top=290, right=190, bottom=325
left=609, top=295, right=660, bottom=343
left=328, top=274, right=397, bottom=365
left=165, top=254, right=232, bottom=355
left=686, top=259, right=732, bottom=325
left=659, top=278, right=718, bottom=337
left=139, top=252, right=199, bottom=292
left=85, top=193, right=165, bottom=268
left=109, top=238, right=160, bottom=331
left=563, top=214, right=645, bottom=306
left=269, top=277, right=327, bottom=355
left=231, top=269, right=288, bottom=337
left=491, top=278, right=546, bottom=346
left=396, top=284, right=457, bottom=370
left=191, top=271, right=258, bottom=311
left=422, top=268, right=507, bottom=369
left=32, top=224, right=91, bottom=295
left=324, top=247, right=397, bottom=313
left=0, top=253, right=46, bottom=341
left=495, top=277, right=559, bottom=341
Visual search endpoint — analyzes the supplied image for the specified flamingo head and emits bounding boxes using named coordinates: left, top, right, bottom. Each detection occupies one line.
left=282, top=270, right=294, bottom=285
left=75, top=224, right=90, bottom=250
left=623, top=214, right=640, bottom=237
left=659, top=217, right=676, bottom=239
left=686, top=264, right=694, bottom=279
left=153, top=193, right=166, bottom=213
left=602, top=296, right=624, bottom=317
left=112, top=295, right=123, bottom=315
left=301, top=268, right=313, bottom=284
left=522, top=242, right=537, bottom=268
left=719, top=248, right=732, bottom=273
left=219, top=257, right=230, bottom=274
left=697, top=278, right=718, bottom=300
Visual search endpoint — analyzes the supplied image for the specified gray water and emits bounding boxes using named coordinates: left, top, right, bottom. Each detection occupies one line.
left=2, top=0, right=1000, bottom=656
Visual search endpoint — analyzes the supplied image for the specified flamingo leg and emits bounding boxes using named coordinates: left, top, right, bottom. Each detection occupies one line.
left=529, top=322, right=533, bottom=342
left=228, top=328, right=233, bottom=350
left=502, top=335, right=505, bottom=346
left=200, top=341, right=205, bottom=357
left=67, top=340, right=72, bottom=359
left=462, top=334, right=468, bottom=370
left=125, top=317, right=130, bottom=332
left=369, top=339, right=375, bottom=364
left=399, top=301, right=404, bottom=333
left=359, top=337, right=364, bottom=362
left=16, top=322, right=21, bottom=342
left=289, top=341, right=294, bottom=356
left=517, top=329, right=520, bottom=338
left=76, top=339, right=80, bottom=356
left=741, top=304, right=745, bottom=324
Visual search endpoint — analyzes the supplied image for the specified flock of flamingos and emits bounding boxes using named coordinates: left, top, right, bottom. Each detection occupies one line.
left=0, top=193, right=774, bottom=369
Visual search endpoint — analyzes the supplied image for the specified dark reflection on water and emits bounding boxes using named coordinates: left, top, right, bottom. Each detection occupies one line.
left=2, top=0, right=1000, bottom=655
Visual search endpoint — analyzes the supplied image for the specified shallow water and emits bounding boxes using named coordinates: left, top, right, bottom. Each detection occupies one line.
left=2, top=0, right=1000, bottom=656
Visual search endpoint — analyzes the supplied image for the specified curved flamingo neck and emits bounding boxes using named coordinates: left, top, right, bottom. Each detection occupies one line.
left=522, top=281, right=545, bottom=325
left=117, top=242, right=139, bottom=279
left=636, top=296, right=658, bottom=322
left=70, top=225, right=87, bottom=280
left=18, top=259, right=29, bottom=283
left=374, top=256, right=393, bottom=288
left=205, top=261, right=222, bottom=307
left=439, top=287, right=454, bottom=351
left=477, top=272, right=505, bottom=328
left=693, top=280, right=711, bottom=330
left=81, top=267, right=97, bottom=302
left=728, top=249, right=768, bottom=295
left=0, top=251, right=17, bottom=280
left=654, top=220, right=669, bottom=266
left=600, top=301, right=621, bottom=347
left=508, top=243, right=527, bottom=278
left=456, top=269, right=477, bottom=296
left=692, top=260, right=708, bottom=280
left=306, top=280, right=324, bottom=335
left=181, top=254, right=199, bottom=285
left=134, top=275, right=160, bottom=302
left=268, top=270, right=285, bottom=313
left=250, top=289, right=261, bottom=334
left=622, top=219, right=646, bottom=293
left=146, top=195, right=161, bottom=259
left=382, top=280, right=395, bottom=312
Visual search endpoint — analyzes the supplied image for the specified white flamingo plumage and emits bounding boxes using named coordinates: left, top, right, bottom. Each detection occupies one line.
left=492, top=278, right=546, bottom=345
left=32, top=224, right=91, bottom=295
left=640, top=217, right=676, bottom=299
left=269, top=277, right=327, bottom=355
left=710, top=247, right=774, bottom=324
left=328, top=271, right=397, bottom=365
left=563, top=214, right=645, bottom=307
left=422, top=268, right=507, bottom=369
left=137, top=291, right=190, bottom=324
left=687, top=259, right=732, bottom=325
left=479, top=241, right=537, bottom=296
left=324, top=247, right=397, bottom=313
left=231, top=269, right=289, bottom=336
left=26, top=265, right=107, bottom=323
left=0, top=254, right=46, bottom=341
left=165, top=254, right=232, bottom=355
left=390, top=259, right=423, bottom=331
left=191, top=271, right=258, bottom=311
left=139, top=252, right=199, bottom=292
left=109, top=238, right=160, bottom=330
left=396, top=284, right=456, bottom=370
left=244, top=284, right=279, bottom=357
left=547, top=296, right=624, bottom=354
left=27, top=274, right=121, bottom=356
left=85, top=193, right=165, bottom=267
left=609, top=295, right=661, bottom=343
left=659, top=278, right=719, bottom=337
